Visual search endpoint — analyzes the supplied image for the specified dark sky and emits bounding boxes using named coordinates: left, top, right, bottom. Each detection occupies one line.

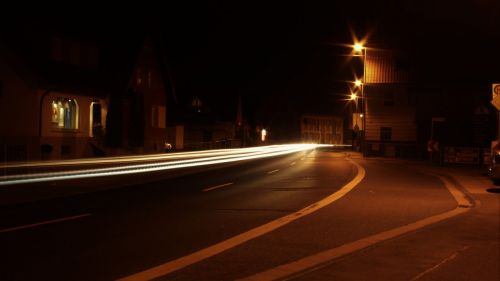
left=4, top=1, right=500, bottom=127
left=154, top=1, right=500, bottom=123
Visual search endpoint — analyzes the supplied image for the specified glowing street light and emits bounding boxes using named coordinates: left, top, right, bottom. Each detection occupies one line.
left=350, top=92, right=358, bottom=100
left=353, top=42, right=364, bottom=53
left=351, top=40, right=367, bottom=154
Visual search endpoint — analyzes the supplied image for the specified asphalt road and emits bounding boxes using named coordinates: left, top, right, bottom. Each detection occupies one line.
left=0, top=150, right=489, bottom=281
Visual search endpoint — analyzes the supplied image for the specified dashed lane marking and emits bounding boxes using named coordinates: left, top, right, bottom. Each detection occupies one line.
left=202, top=182, right=234, bottom=192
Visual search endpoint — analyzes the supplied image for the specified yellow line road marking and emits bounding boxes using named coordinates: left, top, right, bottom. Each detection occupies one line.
left=238, top=172, right=476, bottom=281
left=0, top=213, right=91, bottom=234
left=202, top=182, right=234, bottom=192
left=116, top=158, right=365, bottom=281
left=267, top=169, right=279, bottom=174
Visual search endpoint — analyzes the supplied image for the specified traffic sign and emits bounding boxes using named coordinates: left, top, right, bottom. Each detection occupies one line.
left=427, top=140, right=439, bottom=152
left=492, top=94, right=500, bottom=110
left=493, top=83, right=500, bottom=98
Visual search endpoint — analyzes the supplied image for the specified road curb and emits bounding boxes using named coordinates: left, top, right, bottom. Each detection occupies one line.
left=237, top=161, right=476, bottom=281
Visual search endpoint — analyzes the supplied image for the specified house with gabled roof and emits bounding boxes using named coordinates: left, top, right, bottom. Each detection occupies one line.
left=0, top=21, right=168, bottom=161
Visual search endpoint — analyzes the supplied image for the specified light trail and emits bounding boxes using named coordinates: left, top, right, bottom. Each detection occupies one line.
left=0, top=145, right=277, bottom=169
left=0, top=144, right=333, bottom=186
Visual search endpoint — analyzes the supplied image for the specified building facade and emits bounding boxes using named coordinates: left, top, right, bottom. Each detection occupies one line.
left=0, top=23, right=168, bottom=161
left=301, top=115, right=343, bottom=144
left=363, top=49, right=417, bottom=157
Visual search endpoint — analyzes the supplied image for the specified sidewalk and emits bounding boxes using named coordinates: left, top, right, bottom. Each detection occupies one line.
left=343, top=151, right=497, bottom=194
left=295, top=152, right=500, bottom=281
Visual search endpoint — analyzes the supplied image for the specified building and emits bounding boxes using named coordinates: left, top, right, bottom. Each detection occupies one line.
left=363, top=49, right=417, bottom=157
left=0, top=21, right=168, bottom=161
left=361, top=49, right=496, bottom=159
left=301, top=115, right=343, bottom=144
left=166, top=96, right=239, bottom=151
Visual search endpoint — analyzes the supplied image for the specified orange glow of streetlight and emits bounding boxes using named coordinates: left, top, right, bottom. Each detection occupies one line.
left=350, top=92, right=357, bottom=100
left=353, top=42, right=364, bottom=53
left=354, top=79, right=362, bottom=87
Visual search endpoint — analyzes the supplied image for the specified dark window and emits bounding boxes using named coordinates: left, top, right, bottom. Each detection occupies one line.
left=407, top=91, right=416, bottom=106
left=380, top=127, right=392, bottom=141
left=6, top=144, right=27, bottom=161
left=86, top=45, right=99, bottom=68
left=395, top=57, right=410, bottom=72
left=384, top=92, right=394, bottom=106
left=70, top=41, right=81, bottom=65
left=51, top=37, right=63, bottom=61
left=147, top=70, right=152, bottom=88
left=61, top=145, right=71, bottom=155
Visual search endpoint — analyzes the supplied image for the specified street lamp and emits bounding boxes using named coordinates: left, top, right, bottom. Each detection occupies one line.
left=352, top=42, right=367, bottom=154
left=353, top=43, right=364, bottom=53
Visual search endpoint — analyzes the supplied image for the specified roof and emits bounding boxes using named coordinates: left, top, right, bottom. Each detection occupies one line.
left=0, top=18, right=146, bottom=98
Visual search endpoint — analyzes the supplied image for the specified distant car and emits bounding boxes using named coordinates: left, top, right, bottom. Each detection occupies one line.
left=490, top=152, right=500, bottom=185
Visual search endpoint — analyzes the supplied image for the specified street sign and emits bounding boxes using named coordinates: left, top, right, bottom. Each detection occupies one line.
left=444, top=147, right=480, bottom=164
left=427, top=140, right=438, bottom=152
left=493, top=83, right=500, bottom=99
left=492, top=94, right=500, bottom=110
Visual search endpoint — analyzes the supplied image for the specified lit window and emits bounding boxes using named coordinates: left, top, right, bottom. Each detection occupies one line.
left=51, top=98, right=79, bottom=129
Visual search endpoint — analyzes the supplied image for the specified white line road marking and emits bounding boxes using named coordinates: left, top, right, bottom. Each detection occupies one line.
left=267, top=169, right=279, bottom=174
left=238, top=171, right=476, bottom=281
left=290, top=162, right=296, bottom=166
left=0, top=213, right=91, bottom=234
left=410, top=246, right=471, bottom=281
left=202, top=182, right=234, bottom=192
left=116, top=158, right=365, bottom=281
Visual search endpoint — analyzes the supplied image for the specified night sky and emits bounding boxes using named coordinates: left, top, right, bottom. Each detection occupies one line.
left=156, top=1, right=500, bottom=122
left=5, top=1, right=500, bottom=131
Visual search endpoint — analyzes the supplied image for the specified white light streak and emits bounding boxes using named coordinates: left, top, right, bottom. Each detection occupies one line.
left=0, top=144, right=331, bottom=186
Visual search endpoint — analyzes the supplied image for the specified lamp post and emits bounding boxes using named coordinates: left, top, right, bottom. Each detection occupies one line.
left=353, top=42, right=367, bottom=154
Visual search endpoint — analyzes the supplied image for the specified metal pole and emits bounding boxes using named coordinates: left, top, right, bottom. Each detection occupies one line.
left=430, top=119, right=434, bottom=163
left=362, top=47, right=367, bottom=155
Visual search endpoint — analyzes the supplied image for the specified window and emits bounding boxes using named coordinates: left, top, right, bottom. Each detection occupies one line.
left=70, top=42, right=81, bottom=65
left=51, top=98, right=79, bottom=129
left=51, top=37, right=63, bottom=61
left=87, top=45, right=99, bottom=68
left=383, top=92, right=394, bottom=106
left=407, top=91, right=416, bottom=106
left=151, top=106, right=166, bottom=128
left=147, top=70, right=152, bottom=88
left=380, top=127, right=392, bottom=141
left=51, top=37, right=99, bottom=68
left=136, top=68, right=143, bottom=86
left=90, top=102, right=103, bottom=137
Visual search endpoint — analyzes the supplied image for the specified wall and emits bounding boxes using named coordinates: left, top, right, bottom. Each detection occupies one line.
left=130, top=40, right=167, bottom=153
left=40, top=91, right=107, bottom=160
left=0, top=62, right=40, bottom=161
